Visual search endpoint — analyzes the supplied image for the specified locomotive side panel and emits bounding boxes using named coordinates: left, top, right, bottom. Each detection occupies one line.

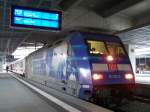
left=46, top=41, right=69, bottom=91
left=69, top=33, right=93, bottom=99
left=25, top=42, right=80, bottom=96
left=26, top=48, right=49, bottom=84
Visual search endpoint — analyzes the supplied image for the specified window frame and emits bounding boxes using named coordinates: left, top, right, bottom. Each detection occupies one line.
left=86, top=39, right=108, bottom=56
left=85, top=39, right=127, bottom=57
left=106, top=42, right=126, bottom=57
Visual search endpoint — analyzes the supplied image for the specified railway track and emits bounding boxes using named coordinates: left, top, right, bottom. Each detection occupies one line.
left=99, top=95, right=150, bottom=112
left=133, top=95, right=150, bottom=104
left=110, top=107, right=126, bottom=112
left=113, top=95, right=150, bottom=112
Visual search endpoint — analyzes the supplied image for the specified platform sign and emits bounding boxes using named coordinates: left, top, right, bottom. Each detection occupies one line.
left=11, top=6, right=62, bottom=31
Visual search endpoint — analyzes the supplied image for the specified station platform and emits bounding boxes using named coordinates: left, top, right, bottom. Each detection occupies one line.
left=0, top=72, right=112, bottom=112
left=135, top=73, right=150, bottom=84
left=134, top=73, right=150, bottom=98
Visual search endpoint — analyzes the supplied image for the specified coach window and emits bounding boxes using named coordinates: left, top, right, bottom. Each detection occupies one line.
left=87, top=40, right=107, bottom=55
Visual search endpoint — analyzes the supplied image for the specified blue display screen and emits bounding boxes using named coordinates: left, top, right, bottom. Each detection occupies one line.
left=11, top=6, right=62, bottom=30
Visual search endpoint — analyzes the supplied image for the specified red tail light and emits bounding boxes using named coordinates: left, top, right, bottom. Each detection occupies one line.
left=93, top=73, right=103, bottom=80
left=125, top=73, right=133, bottom=80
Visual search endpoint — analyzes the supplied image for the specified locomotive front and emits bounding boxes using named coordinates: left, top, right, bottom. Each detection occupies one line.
left=87, top=39, right=135, bottom=104
left=69, top=32, right=135, bottom=104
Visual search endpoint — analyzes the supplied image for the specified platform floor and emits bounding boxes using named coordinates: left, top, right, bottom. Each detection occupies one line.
left=135, top=74, right=150, bottom=84
left=0, top=72, right=67, bottom=112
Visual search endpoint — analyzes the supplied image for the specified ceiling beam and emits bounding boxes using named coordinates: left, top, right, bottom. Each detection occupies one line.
left=2, top=0, right=7, bottom=29
left=59, top=0, right=83, bottom=11
left=101, top=0, right=143, bottom=17
left=5, top=39, right=11, bottom=54
left=134, top=14, right=150, bottom=29
left=0, top=36, right=24, bottom=39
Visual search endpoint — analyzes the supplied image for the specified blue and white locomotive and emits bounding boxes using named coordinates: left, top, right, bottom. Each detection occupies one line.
left=10, top=31, right=135, bottom=104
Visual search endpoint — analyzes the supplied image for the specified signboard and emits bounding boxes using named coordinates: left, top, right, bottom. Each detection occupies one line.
left=6, top=55, right=14, bottom=62
left=11, top=6, right=62, bottom=30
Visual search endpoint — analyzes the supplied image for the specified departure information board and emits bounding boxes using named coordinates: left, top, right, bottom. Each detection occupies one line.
left=11, top=6, right=62, bottom=30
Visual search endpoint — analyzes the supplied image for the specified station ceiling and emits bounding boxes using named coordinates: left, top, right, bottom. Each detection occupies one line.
left=0, top=0, right=150, bottom=55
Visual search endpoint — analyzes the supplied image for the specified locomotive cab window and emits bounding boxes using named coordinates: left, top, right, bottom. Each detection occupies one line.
left=87, top=40, right=107, bottom=55
left=106, top=42, right=126, bottom=56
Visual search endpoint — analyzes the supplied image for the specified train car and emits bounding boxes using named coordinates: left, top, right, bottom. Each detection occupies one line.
left=9, top=58, right=25, bottom=76
left=10, top=31, right=135, bottom=105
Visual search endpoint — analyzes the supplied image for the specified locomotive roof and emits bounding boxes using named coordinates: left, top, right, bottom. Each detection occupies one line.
left=26, top=30, right=120, bottom=58
left=68, top=27, right=118, bottom=38
left=72, top=31, right=118, bottom=38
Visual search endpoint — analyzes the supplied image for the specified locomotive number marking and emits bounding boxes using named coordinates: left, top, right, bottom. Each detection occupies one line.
left=109, top=75, right=121, bottom=78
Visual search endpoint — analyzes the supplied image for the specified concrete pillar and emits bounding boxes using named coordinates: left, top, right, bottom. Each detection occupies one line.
left=125, top=44, right=136, bottom=74
left=0, top=57, right=4, bottom=72
left=0, top=52, right=5, bottom=72
left=0, top=57, right=2, bottom=72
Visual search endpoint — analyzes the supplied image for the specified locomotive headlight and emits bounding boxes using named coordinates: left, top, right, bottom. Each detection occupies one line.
left=93, top=73, right=103, bottom=80
left=79, top=68, right=90, bottom=78
left=125, top=73, right=133, bottom=80
left=62, top=54, right=67, bottom=59
left=107, top=55, right=114, bottom=61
